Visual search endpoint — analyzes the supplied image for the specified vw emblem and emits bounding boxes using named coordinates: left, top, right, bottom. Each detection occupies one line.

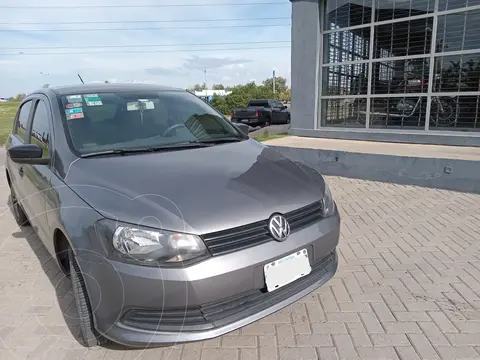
left=268, top=214, right=290, bottom=242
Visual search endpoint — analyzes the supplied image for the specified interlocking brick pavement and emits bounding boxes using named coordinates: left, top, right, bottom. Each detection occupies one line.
left=0, top=165, right=480, bottom=359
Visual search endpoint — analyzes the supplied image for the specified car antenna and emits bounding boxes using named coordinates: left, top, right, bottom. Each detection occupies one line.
left=77, top=74, right=85, bottom=84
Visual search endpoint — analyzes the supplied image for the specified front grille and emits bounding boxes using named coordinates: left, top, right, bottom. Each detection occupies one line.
left=201, top=201, right=324, bottom=256
left=121, top=250, right=336, bottom=332
left=286, top=201, right=323, bottom=231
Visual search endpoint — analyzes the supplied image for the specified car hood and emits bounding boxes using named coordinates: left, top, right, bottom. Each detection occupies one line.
left=64, top=139, right=325, bottom=234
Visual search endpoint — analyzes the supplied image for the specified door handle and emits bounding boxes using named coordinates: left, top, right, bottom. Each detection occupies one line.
left=18, top=167, right=24, bottom=177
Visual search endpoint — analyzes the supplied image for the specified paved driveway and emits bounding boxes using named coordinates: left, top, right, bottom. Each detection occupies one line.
left=0, top=166, right=479, bottom=359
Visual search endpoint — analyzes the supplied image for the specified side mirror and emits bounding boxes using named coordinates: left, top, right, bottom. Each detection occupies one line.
left=8, top=144, right=50, bottom=165
left=236, top=123, right=250, bottom=136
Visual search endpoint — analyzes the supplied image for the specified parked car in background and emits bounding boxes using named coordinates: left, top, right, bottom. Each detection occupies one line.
left=231, top=99, right=290, bottom=127
left=5, top=83, right=339, bottom=347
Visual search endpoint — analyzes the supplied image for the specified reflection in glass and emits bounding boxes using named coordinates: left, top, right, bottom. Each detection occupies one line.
left=325, top=0, right=373, bottom=30
left=438, top=0, right=476, bottom=11
left=375, top=0, right=434, bottom=21
left=322, top=98, right=366, bottom=127
left=433, top=54, right=480, bottom=92
left=374, top=18, right=433, bottom=58
left=324, top=27, right=371, bottom=64
left=324, top=64, right=369, bottom=96
left=436, top=10, right=480, bottom=53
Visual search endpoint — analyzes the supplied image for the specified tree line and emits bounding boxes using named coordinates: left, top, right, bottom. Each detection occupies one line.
left=188, top=77, right=291, bottom=115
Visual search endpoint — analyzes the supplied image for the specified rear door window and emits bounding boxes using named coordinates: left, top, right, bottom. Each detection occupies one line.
left=13, top=100, right=33, bottom=141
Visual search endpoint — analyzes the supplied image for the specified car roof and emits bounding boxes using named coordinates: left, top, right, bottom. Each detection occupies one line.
left=42, top=83, right=183, bottom=96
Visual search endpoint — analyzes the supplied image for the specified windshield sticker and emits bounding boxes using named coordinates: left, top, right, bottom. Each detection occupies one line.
left=66, top=107, right=83, bottom=115
left=66, top=113, right=84, bottom=120
left=83, top=94, right=103, bottom=106
left=66, top=95, right=82, bottom=103
left=127, top=100, right=155, bottom=111
left=66, top=103, right=82, bottom=109
left=65, top=107, right=84, bottom=120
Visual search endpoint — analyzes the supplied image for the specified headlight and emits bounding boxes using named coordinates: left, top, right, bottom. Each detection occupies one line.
left=95, top=220, right=209, bottom=266
left=321, top=182, right=335, bottom=217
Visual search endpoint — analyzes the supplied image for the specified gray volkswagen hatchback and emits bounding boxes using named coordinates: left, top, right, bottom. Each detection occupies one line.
left=5, top=84, right=340, bottom=347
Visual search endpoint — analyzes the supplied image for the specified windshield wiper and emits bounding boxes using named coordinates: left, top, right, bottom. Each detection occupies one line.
left=189, top=137, right=245, bottom=144
left=80, top=142, right=214, bottom=158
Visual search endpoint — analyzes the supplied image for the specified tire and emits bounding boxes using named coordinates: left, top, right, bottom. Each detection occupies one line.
left=430, top=97, right=458, bottom=127
left=10, top=187, right=29, bottom=227
left=69, top=249, right=105, bottom=347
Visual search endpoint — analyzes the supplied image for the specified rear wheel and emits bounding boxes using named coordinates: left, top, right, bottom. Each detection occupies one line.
left=10, top=187, right=29, bottom=227
left=69, top=249, right=106, bottom=347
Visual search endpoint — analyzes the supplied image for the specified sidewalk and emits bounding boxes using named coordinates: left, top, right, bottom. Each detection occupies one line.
left=264, top=136, right=480, bottom=161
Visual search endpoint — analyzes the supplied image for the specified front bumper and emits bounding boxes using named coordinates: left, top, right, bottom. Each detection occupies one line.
left=109, top=251, right=336, bottom=346
left=76, top=211, right=340, bottom=347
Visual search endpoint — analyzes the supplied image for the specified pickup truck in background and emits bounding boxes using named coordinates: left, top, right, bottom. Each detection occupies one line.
left=230, top=99, right=290, bottom=127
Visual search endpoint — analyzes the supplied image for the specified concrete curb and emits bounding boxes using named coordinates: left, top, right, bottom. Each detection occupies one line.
left=249, top=124, right=291, bottom=137
left=271, top=145, right=480, bottom=194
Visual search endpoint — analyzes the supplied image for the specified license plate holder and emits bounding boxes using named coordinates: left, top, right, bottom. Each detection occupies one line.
left=264, top=249, right=311, bottom=292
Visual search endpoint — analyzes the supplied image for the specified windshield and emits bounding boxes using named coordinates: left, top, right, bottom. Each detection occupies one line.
left=59, top=90, right=244, bottom=155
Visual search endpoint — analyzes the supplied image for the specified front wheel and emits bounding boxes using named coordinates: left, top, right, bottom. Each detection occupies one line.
left=10, top=187, right=29, bottom=227
left=69, top=249, right=106, bottom=347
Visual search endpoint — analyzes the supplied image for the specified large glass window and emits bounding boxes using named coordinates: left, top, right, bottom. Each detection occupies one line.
left=320, top=0, right=480, bottom=131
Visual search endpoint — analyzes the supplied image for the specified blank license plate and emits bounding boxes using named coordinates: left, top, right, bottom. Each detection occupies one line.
left=264, top=249, right=311, bottom=292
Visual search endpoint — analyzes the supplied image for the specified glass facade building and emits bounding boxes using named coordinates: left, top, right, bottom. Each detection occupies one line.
left=319, top=0, right=480, bottom=131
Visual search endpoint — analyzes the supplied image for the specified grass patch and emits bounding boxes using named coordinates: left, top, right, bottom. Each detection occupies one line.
left=0, top=102, right=18, bottom=146
left=252, top=132, right=289, bottom=142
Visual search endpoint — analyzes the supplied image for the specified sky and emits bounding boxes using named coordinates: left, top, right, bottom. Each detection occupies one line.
left=0, top=0, right=292, bottom=96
